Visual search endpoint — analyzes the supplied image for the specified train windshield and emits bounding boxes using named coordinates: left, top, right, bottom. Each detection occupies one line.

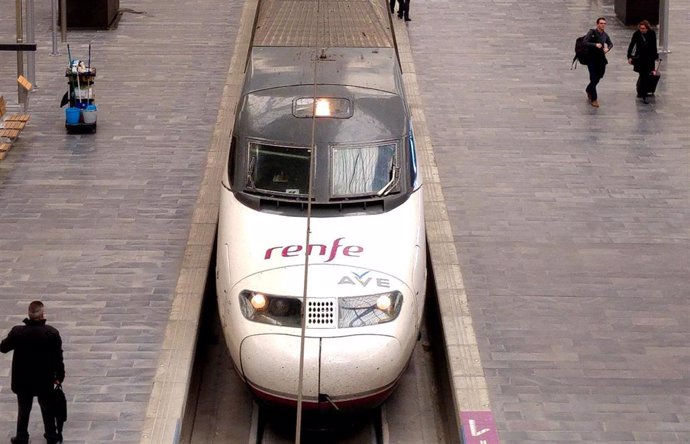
left=331, top=143, right=399, bottom=198
left=246, top=143, right=311, bottom=196
left=243, top=141, right=402, bottom=201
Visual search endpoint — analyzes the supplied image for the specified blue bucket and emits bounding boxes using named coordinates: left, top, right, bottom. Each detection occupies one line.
left=65, top=107, right=80, bottom=124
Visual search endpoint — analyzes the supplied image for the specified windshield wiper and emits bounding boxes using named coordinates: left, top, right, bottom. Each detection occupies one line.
left=246, top=156, right=256, bottom=188
left=376, top=165, right=400, bottom=197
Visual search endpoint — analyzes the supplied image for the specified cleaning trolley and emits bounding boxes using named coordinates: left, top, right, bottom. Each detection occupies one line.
left=63, top=45, right=97, bottom=133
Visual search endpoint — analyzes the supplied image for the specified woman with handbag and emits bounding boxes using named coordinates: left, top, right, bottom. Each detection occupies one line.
left=627, top=20, right=659, bottom=103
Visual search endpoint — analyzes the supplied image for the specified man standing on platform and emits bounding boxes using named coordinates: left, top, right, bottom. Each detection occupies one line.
left=1, top=301, right=65, bottom=444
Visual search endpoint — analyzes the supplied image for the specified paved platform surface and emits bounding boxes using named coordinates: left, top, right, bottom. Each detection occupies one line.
left=1, top=0, right=241, bottom=441
left=406, top=0, right=689, bottom=442
left=1, top=0, right=688, bottom=443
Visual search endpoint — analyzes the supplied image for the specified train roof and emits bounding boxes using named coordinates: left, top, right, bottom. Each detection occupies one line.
left=253, top=0, right=393, bottom=49
left=236, top=46, right=407, bottom=145
left=244, top=47, right=401, bottom=95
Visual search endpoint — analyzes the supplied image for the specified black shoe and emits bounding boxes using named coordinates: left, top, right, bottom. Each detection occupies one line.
left=11, top=437, right=29, bottom=444
left=405, top=17, right=411, bottom=21
left=397, top=13, right=403, bottom=18
left=45, top=431, right=63, bottom=443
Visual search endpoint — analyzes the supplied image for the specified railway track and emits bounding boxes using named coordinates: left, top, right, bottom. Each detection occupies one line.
left=250, top=403, right=388, bottom=444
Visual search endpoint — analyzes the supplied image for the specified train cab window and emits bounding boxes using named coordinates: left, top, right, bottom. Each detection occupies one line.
left=246, top=142, right=311, bottom=196
left=331, top=143, right=399, bottom=198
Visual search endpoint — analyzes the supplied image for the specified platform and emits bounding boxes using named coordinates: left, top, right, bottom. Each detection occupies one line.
left=1, top=0, right=688, bottom=443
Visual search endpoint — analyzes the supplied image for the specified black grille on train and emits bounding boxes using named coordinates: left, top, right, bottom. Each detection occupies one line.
left=306, top=299, right=335, bottom=328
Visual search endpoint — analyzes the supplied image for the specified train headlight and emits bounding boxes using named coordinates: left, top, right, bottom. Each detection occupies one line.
left=376, top=294, right=392, bottom=311
left=239, top=290, right=302, bottom=327
left=338, top=291, right=403, bottom=327
left=315, top=98, right=331, bottom=117
left=293, top=97, right=352, bottom=118
left=250, top=293, right=267, bottom=310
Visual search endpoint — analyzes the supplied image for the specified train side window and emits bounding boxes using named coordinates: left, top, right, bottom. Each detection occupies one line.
left=408, top=126, right=418, bottom=188
left=228, top=137, right=237, bottom=185
left=246, top=142, right=311, bottom=196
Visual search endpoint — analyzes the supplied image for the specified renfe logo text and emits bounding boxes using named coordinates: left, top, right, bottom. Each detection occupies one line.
left=264, top=237, right=363, bottom=263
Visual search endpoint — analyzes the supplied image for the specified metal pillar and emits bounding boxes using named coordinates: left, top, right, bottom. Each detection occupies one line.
left=61, top=0, right=67, bottom=42
left=659, top=0, right=670, bottom=53
left=26, top=0, right=36, bottom=87
left=15, top=0, right=26, bottom=104
left=51, top=0, right=59, bottom=55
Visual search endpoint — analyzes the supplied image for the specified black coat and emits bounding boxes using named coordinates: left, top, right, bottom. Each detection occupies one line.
left=1, top=318, right=65, bottom=395
left=627, top=29, right=658, bottom=73
left=585, top=28, right=613, bottom=66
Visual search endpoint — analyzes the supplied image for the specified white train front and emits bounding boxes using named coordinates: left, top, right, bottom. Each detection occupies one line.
left=216, top=46, right=426, bottom=412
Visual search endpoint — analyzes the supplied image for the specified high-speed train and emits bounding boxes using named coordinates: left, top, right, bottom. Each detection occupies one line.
left=215, top=35, right=426, bottom=411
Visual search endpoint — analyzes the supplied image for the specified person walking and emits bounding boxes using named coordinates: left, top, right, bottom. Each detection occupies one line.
left=398, top=0, right=410, bottom=21
left=627, top=20, right=659, bottom=104
left=1, top=301, right=65, bottom=444
left=584, top=17, right=613, bottom=108
left=390, top=0, right=410, bottom=21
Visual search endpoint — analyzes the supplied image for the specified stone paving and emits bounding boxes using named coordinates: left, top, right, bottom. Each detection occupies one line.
left=0, top=0, right=242, bottom=441
left=1, top=0, right=688, bottom=443
left=406, top=0, right=689, bottom=442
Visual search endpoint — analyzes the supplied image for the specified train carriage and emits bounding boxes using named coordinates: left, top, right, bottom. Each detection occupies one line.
left=215, top=0, right=425, bottom=413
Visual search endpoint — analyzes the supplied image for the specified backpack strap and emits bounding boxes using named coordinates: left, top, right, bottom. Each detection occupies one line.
left=571, top=51, right=580, bottom=70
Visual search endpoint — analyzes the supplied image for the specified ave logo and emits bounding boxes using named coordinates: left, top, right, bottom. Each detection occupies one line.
left=338, top=271, right=390, bottom=288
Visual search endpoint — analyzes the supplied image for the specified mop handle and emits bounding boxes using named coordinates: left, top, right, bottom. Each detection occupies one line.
left=76, top=74, right=81, bottom=105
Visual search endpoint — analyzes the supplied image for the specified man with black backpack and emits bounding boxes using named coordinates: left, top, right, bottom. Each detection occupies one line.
left=584, top=17, right=613, bottom=108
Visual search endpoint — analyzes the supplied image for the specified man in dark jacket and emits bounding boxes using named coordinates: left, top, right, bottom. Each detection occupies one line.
left=584, top=17, right=613, bottom=108
left=1, top=301, right=65, bottom=444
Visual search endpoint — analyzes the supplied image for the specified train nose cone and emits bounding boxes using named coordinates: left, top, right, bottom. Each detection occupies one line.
left=240, top=334, right=321, bottom=406
left=319, top=335, right=404, bottom=408
left=240, top=333, right=404, bottom=409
